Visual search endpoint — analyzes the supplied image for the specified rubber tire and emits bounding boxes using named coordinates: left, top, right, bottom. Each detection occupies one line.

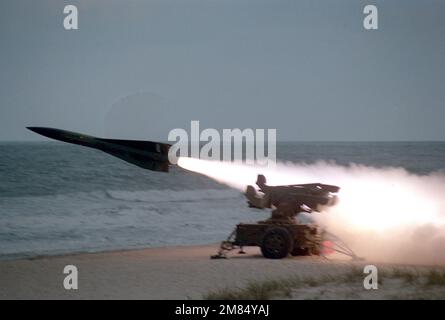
left=290, top=247, right=310, bottom=256
left=261, top=227, right=294, bottom=259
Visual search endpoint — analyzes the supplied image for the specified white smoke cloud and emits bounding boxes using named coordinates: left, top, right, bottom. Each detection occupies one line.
left=178, top=157, right=445, bottom=265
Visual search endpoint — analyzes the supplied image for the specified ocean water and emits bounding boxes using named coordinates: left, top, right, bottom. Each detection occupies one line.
left=0, top=142, right=444, bottom=260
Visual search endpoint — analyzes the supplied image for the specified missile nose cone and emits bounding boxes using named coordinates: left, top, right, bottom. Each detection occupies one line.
left=27, top=127, right=45, bottom=134
left=26, top=127, right=60, bottom=139
left=27, top=126, right=99, bottom=149
left=27, top=126, right=39, bottom=133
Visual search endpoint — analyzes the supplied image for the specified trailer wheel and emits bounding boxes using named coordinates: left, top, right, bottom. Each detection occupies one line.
left=290, top=247, right=310, bottom=256
left=261, top=227, right=293, bottom=259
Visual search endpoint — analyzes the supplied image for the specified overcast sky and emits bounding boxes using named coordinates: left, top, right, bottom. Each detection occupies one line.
left=1, top=0, right=444, bottom=141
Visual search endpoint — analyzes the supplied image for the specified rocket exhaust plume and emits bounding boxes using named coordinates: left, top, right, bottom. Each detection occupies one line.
left=178, top=157, right=445, bottom=265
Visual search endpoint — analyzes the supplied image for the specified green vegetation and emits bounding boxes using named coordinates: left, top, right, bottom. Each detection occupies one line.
left=204, top=272, right=344, bottom=300
left=204, top=266, right=445, bottom=300
left=425, top=269, right=445, bottom=286
left=391, top=268, right=419, bottom=284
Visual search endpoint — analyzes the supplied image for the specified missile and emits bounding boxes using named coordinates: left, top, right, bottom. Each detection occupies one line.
left=27, top=127, right=171, bottom=172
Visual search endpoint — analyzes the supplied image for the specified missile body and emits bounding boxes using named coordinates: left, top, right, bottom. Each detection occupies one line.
left=27, top=127, right=171, bottom=172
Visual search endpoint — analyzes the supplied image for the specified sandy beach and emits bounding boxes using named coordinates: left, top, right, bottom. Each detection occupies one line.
left=1, top=244, right=444, bottom=300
